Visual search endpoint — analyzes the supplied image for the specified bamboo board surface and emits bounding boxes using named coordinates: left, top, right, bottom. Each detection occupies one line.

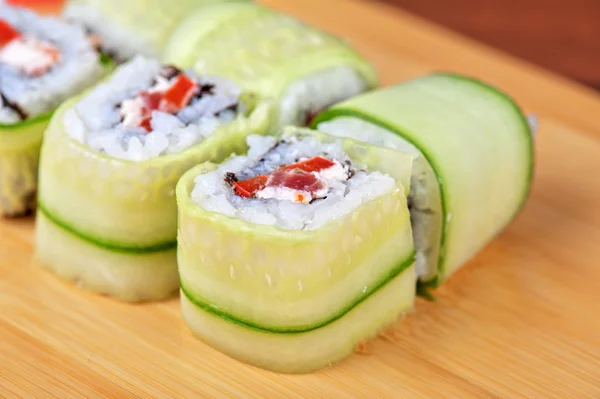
left=2, top=0, right=600, bottom=397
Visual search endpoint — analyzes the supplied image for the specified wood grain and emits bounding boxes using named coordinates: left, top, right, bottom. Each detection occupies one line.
left=377, top=0, right=600, bottom=90
left=2, top=0, right=600, bottom=397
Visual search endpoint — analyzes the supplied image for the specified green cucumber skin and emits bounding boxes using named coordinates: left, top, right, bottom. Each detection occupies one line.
left=312, top=73, right=534, bottom=286
left=180, top=252, right=415, bottom=334
left=37, top=203, right=176, bottom=254
left=0, top=112, right=52, bottom=153
left=180, top=262, right=415, bottom=374
left=0, top=112, right=54, bottom=132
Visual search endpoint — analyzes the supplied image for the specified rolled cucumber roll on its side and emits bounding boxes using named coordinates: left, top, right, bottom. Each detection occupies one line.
left=164, top=3, right=377, bottom=131
left=314, top=73, right=534, bottom=286
left=177, top=128, right=416, bottom=373
left=62, top=0, right=250, bottom=62
left=0, top=4, right=108, bottom=216
left=35, top=56, right=270, bottom=302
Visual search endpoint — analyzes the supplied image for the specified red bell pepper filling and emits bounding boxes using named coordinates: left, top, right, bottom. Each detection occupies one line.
left=138, top=117, right=153, bottom=132
left=231, top=157, right=335, bottom=198
left=0, top=19, right=20, bottom=47
left=128, top=74, right=199, bottom=132
left=162, top=74, right=198, bottom=112
left=233, top=175, right=269, bottom=198
left=135, top=91, right=163, bottom=131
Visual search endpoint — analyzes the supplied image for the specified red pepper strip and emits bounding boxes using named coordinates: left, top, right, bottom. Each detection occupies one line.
left=126, top=74, right=198, bottom=132
left=232, top=175, right=269, bottom=198
left=162, top=74, right=198, bottom=112
left=139, top=117, right=152, bottom=132
left=0, top=19, right=21, bottom=47
left=267, top=168, right=324, bottom=194
left=135, top=91, right=164, bottom=132
left=279, top=156, right=335, bottom=173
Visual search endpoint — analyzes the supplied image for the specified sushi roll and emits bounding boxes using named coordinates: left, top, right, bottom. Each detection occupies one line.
left=0, top=3, right=108, bottom=216
left=35, top=56, right=270, bottom=301
left=314, top=73, right=535, bottom=286
left=176, top=128, right=416, bottom=373
left=62, top=0, right=251, bottom=62
left=164, top=3, right=376, bottom=130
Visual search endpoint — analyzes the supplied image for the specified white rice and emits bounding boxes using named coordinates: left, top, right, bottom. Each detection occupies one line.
left=191, top=134, right=396, bottom=231
left=279, top=66, right=368, bottom=128
left=0, top=4, right=104, bottom=121
left=318, top=117, right=421, bottom=155
left=64, top=56, right=242, bottom=161
left=318, top=117, right=442, bottom=280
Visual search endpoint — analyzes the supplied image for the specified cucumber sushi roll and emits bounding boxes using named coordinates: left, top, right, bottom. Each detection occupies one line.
left=35, top=56, right=270, bottom=302
left=164, top=3, right=376, bottom=131
left=0, top=3, right=107, bottom=216
left=176, top=128, right=416, bottom=373
left=62, top=0, right=250, bottom=62
left=314, top=73, right=534, bottom=286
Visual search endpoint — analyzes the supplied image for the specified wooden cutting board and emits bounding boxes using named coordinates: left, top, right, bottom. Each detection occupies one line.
left=2, top=0, right=600, bottom=397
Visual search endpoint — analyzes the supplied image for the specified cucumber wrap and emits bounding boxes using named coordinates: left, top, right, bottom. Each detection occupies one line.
left=63, top=0, right=250, bottom=60
left=0, top=114, right=49, bottom=216
left=164, top=3, right=377, bottom=131
left=35, top=94, right=270, bottom=302
left=176, top=127, right=416, bottom=373
left=313, top=73, right=534, bottom=286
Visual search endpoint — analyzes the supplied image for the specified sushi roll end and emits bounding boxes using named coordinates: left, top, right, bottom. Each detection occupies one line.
left=164, top=3, right=377, bottom=132
left=315, top=73, right=534, bottom=286
left=0, top=3, right=109, bottom=216
left=176, top=128, right=416, bottom=372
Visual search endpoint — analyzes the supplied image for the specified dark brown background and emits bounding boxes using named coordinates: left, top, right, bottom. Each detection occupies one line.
left=378, top=0, right=600, bottom=90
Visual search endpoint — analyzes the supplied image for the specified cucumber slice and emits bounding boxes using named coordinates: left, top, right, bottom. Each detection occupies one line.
left=36, top=212, right=177, bottom=302
left=181, top=263, right=415, bottom=374
left=63, top=0, right=250, bottom=60
left=36, top=92, right=270, bottom=301
left=164, top=4, right=377, bottom=130
left=314, top=73, right=534, bottom=285
left=177, top=171, right=414, bottom=331
left=162, top=2, right=259, bottom=69
left=176, top=128, right=416, bottom=371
